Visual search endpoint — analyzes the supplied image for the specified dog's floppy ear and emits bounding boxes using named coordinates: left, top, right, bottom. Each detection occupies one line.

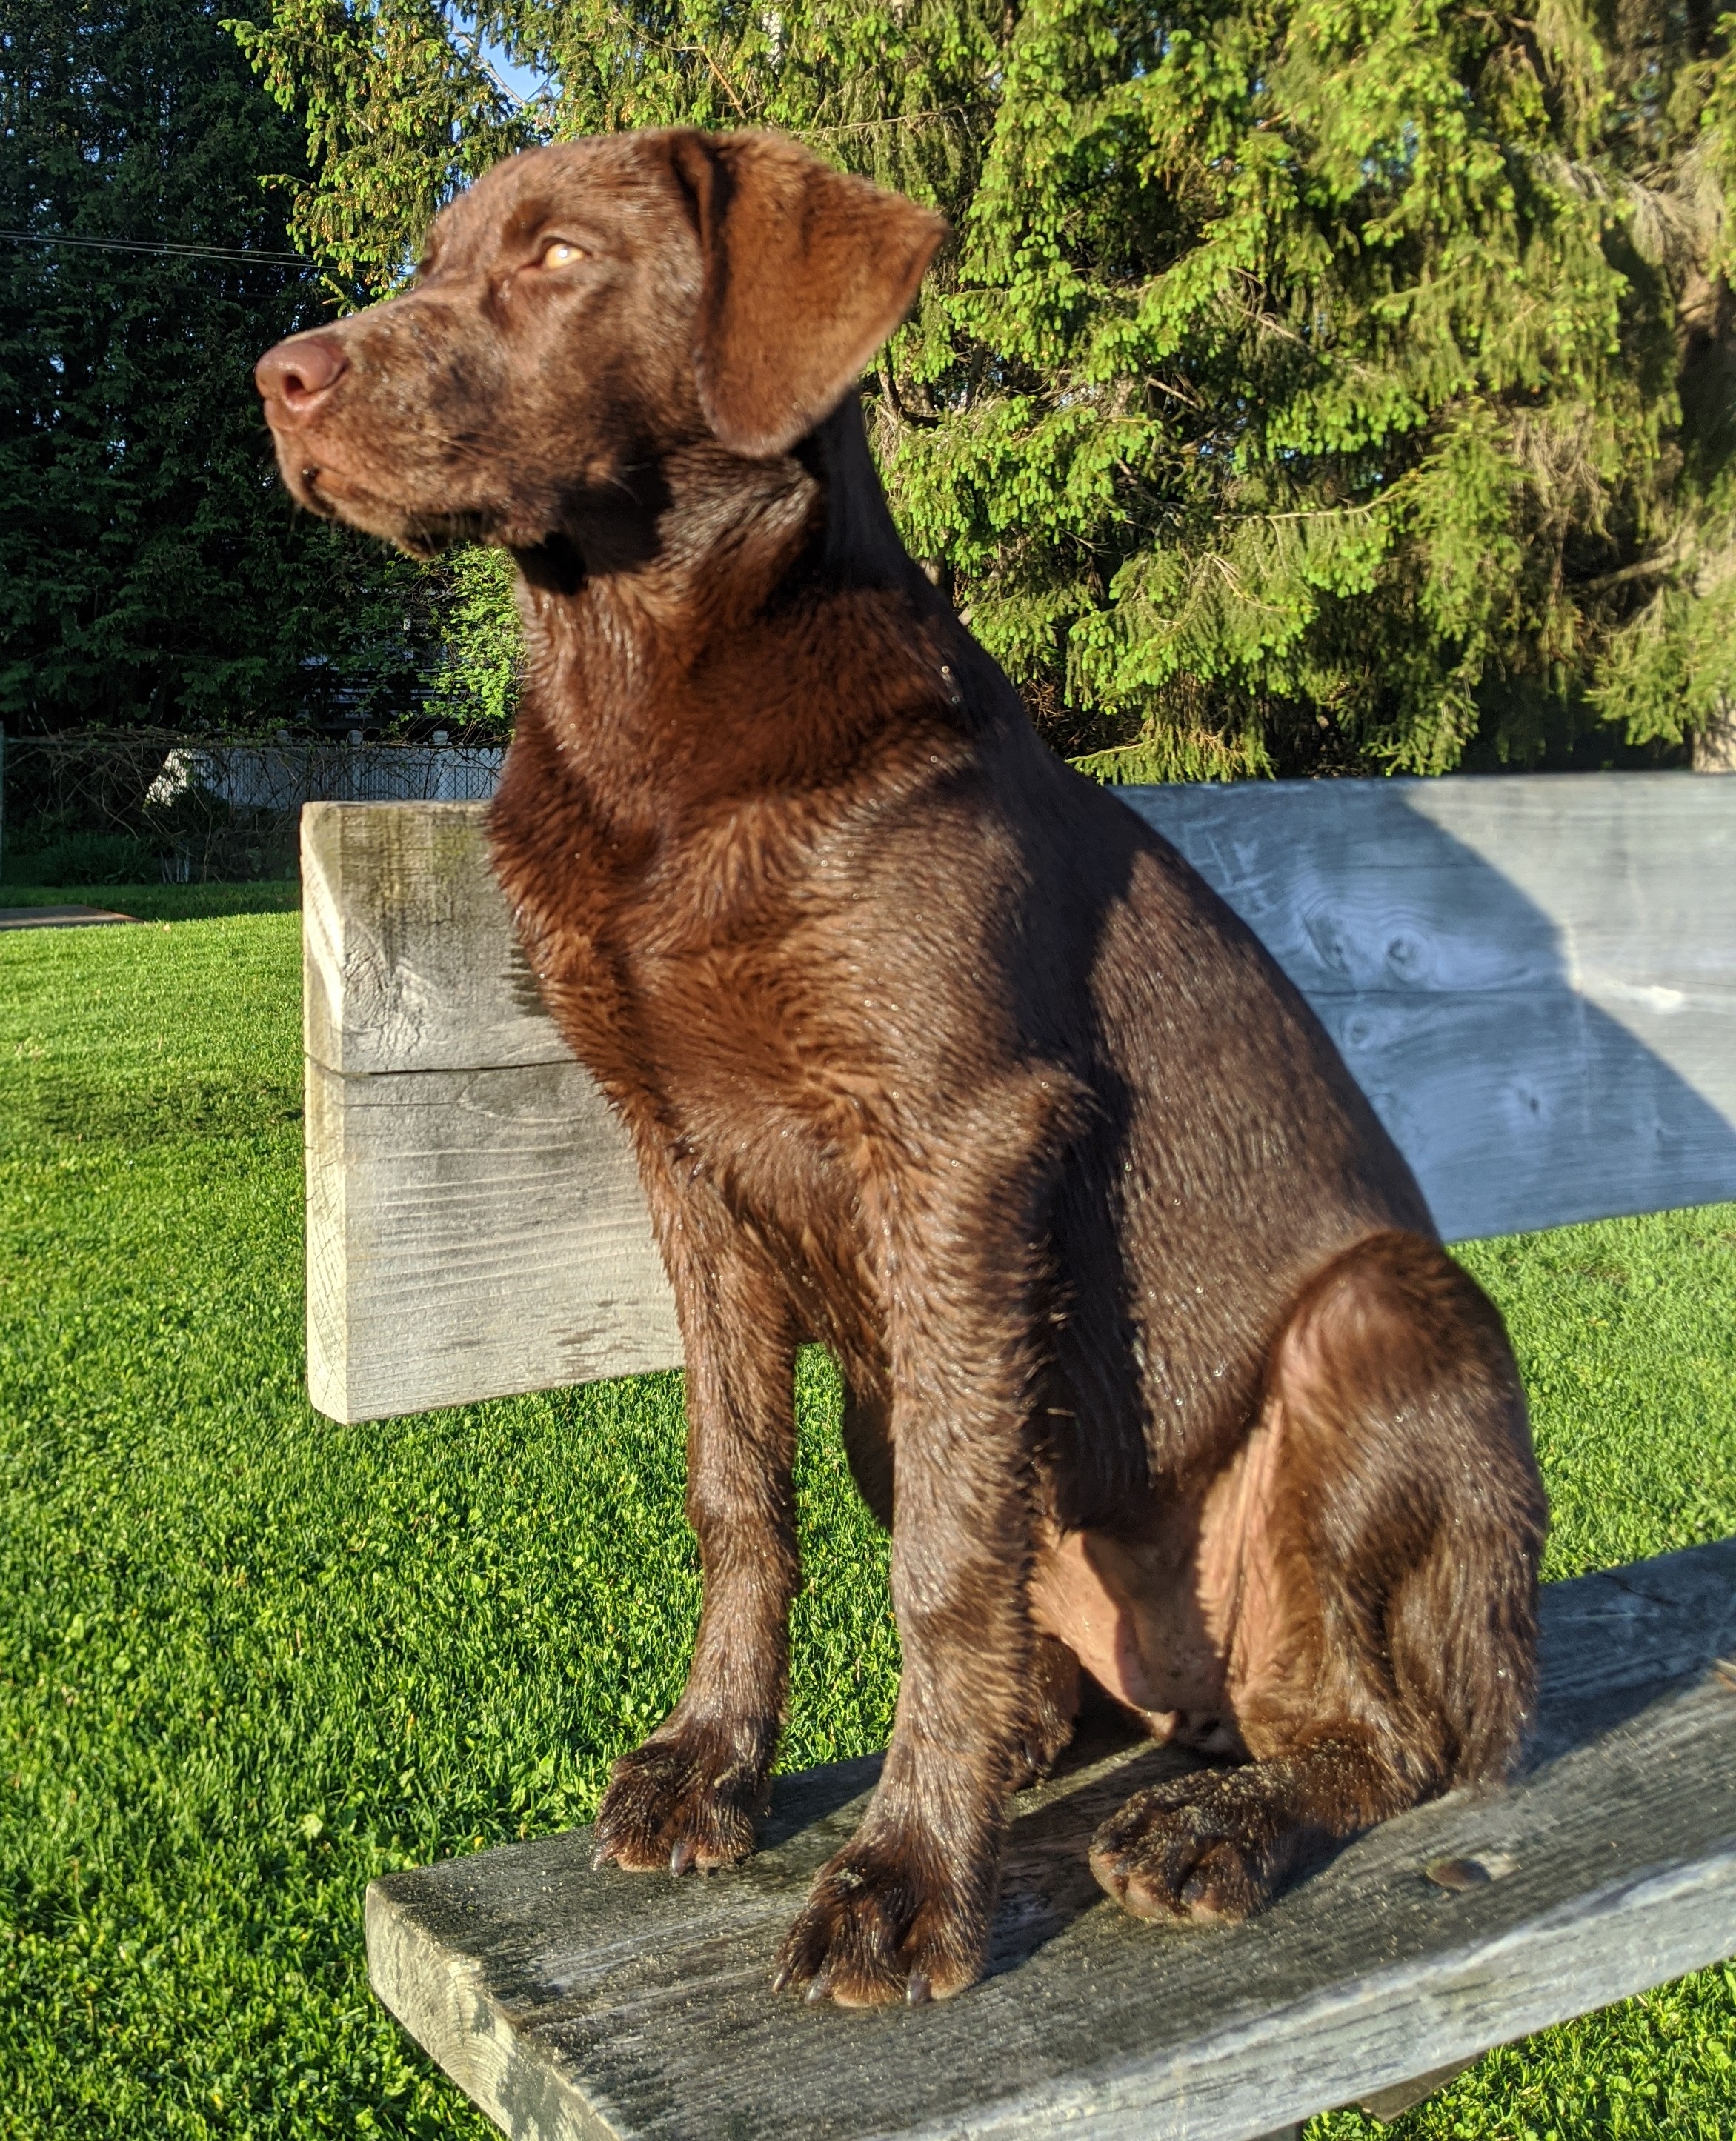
left=668, top=130, right=946, bottom=459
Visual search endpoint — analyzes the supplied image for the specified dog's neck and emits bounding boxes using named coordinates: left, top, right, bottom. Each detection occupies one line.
left=508, top=395, right=954, bottom=802
left=788, top=394, right=921, bottom=594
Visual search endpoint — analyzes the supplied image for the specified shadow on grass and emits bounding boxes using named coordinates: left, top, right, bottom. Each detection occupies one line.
left=0, top=879, right=301, bottom=922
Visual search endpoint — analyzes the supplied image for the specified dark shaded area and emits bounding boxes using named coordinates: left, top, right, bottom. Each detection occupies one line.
left=1125, top=776, right=1736, bottom=1240
left=0, top=0, right=436, bottom=732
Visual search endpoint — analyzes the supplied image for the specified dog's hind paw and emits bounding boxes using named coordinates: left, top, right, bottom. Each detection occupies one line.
left=591, top=1728, right=771, bottom=1875
left=1008, top=1634, right=1082, bottom=1792
left=1088, top=1768, right=1296, bottom=1925
left=771, top=1836, right=986, bottom=2007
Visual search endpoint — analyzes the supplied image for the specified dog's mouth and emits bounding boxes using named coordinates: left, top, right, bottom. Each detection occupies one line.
left=280, top=456, right=341, bottom=521
left=271, top=439, right=496, bottom=556
left=263, top=394, right=654, bottom=574
left=262, top=416, right=356, bottom=519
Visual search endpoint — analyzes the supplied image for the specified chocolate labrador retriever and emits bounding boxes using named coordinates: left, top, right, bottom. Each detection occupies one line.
left=257, top=128, right=1546, bottom=2008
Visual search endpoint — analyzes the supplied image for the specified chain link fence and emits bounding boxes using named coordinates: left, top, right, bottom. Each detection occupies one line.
left=0, top=730, right=507, bottom=885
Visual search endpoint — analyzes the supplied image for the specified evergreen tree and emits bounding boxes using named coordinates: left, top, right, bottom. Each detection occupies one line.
left=227, top=0, right=1736, bottom=774
left=1579, top=0, right=1736, bottom=770
left=0, top=0, right=433, bottom=732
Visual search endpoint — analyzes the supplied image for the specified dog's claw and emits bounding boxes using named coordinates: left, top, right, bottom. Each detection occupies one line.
left=1088, top=1845, right=1128, bottom=1902
left=770, top=1959, right=794, bottom=1995
left=905, top=1971, right=932, bottom=2006
left=669, top=1836, right=696, bottom=1876
left=805, top=1967, right=834, bottom=2005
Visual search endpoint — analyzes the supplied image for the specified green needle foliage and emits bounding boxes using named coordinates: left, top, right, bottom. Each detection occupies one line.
left=0, top=0, right=440, bottom=732
left=227, top=0, right=1736, bottom=773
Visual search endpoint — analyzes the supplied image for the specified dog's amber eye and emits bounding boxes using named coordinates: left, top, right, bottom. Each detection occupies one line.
left=536, top=240, right=585, bottom=270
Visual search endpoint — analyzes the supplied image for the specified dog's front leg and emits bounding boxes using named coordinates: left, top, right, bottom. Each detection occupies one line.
left=593, top=1199, right=800, bottom=1876
left=773, top=1102, right=1068, bottom=2006
left=773, top=1308, right=1034, bottom=2005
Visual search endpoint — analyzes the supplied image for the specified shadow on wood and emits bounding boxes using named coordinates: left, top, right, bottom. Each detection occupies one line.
left=1120, top=775, right=1736, bottom=1242
left=302, top=775, right=1736, bottom=1424
left=366, top=1538, right=1736, bottom=2141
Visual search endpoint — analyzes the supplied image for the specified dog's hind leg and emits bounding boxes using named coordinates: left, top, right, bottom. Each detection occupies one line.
left=593, top=1190, right=802, bottom=1877
left=1090, top=1231, right=1546, bottom=1924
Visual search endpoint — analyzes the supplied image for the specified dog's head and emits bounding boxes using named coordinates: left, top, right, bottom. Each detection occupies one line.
left=256, top=129, right=945, bottom=558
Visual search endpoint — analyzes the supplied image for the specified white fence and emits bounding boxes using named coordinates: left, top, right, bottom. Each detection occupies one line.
left=147, top=742, right=507, bottom=811
left=1, top=730, right=511, bottom=884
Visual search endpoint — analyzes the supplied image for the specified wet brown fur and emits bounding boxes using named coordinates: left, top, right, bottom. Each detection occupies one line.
left=256, top=127, right=1548, bottom=2007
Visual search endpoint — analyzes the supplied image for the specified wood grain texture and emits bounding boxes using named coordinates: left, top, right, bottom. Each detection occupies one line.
left=304, top=1056, right=679, bottom=1423
left=366, top=1539, right=1736, bottom=2141
left=302, top=802, right=680, bottom=1421
left=302, top=775, right=1736, bottom=1421
left=303, top=800, right=565, bottom=1078
left=1122, top=773, right=1736, bottom=1239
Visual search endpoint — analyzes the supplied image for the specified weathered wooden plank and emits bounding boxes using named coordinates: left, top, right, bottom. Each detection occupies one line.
left=303, top=799, right=565, bottom=1078
left=302, top=801, right=682, bottom=1421
left=1120, top=773, right=1736, bottom=1239
left=365, top=1538, right=1736, bottom=2141
left=302, top=775, right=1736, bottom=1422
left=305, top=1056, right=680, bottom=1424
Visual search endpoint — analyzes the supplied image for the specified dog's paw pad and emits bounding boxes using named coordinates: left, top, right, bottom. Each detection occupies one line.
left=1089, top=1777, right=1276, bottom=1924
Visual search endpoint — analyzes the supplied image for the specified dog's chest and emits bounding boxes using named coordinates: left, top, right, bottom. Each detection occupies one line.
left=517, top=879, right=877, bottom=1242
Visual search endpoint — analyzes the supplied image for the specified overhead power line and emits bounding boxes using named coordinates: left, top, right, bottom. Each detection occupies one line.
left=0, top=228, right=313, bottom=267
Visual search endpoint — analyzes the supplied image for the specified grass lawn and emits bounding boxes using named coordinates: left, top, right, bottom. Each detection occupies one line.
left=1, top=896, right=1733, bottom=2140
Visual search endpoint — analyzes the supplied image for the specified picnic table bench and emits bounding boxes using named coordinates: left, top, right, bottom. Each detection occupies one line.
left=301, top=772, right=1736, bottom=2140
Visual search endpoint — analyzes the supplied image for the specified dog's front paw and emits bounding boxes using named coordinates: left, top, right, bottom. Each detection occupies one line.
left=592, top=1727, right=771, bottom=1875
left=771, top=1835, right=988, bottom=2008
left=1088, top=1769, right=1293, bottom=1924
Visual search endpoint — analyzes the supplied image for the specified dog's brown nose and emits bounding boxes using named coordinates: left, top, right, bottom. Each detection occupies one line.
left=256, top=333, right=347, bottom=413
